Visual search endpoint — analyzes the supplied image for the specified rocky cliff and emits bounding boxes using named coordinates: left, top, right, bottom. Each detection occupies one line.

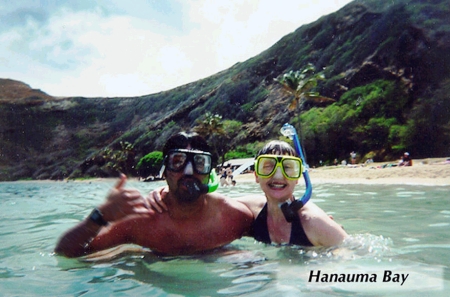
left=1, top=0, right=449, bottom=180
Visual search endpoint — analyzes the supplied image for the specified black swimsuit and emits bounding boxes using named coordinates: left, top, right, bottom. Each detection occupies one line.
left=252, top=203, right=313, bottom=246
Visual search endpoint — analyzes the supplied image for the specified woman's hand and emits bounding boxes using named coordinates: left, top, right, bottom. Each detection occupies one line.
left=145, top=186, right=169, bottom=213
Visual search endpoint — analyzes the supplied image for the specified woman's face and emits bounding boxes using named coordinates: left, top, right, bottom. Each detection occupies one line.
left=255, top=157, right=299, bottom=202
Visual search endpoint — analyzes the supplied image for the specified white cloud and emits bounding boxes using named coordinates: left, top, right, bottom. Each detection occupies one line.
left=0, top=0, right=352, bottom=97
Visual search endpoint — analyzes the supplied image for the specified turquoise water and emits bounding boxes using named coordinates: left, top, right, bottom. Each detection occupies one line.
left=0, top=180, right=449, bottom=296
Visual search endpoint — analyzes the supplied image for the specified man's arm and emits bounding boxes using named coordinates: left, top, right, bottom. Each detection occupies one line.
left=54, top=215, right=102, bottom=258
left=55, top=175, right=152, bottom=258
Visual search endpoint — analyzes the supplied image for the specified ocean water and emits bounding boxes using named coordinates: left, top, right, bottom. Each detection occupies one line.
left=0, top=180, right=448, bottom=296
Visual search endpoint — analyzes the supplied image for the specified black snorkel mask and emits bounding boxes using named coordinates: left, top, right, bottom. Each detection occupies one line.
left=162, top=149, right=219, bottom=201
left=279, top=123, right=313, bottom=222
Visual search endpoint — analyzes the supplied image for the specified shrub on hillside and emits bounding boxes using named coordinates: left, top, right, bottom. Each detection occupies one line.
left=136, top=151, right=164, bottom=178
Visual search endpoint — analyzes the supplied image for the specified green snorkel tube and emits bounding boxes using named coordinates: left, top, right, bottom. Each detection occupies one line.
left=279, top=123, right=313, bottom=222
left=191, top=171, right=218, bottom=195
left=207, top=171, right=219, bottom=193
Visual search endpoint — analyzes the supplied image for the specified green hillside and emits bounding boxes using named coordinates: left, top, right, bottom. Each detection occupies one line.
left=1, top=0, right=449, bottom=180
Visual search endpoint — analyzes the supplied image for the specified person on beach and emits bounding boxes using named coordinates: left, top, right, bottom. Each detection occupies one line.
left=55, top=132, right=253, bottom=258
left=150, top=140, right=348, bottom=247
left=350, top=151, right=357, bottom=165
left=219, top=164, right=232, bottom=187
left=398, top=152, right=412, bottom=166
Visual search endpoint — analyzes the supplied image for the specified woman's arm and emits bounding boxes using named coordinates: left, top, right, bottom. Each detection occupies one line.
left=236, top=195, right=266, bottom=218
left=299, top=202, right=348, bottom=247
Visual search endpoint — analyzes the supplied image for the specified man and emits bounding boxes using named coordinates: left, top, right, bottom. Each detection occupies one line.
left=55, top=132, right=253, bottom=258
left=350, top=151, right=357, bottom=165
left=398, top=152, right=412, bottom=166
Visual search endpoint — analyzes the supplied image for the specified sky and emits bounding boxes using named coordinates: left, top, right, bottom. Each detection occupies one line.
left=0, top=0, right=353, bottom=98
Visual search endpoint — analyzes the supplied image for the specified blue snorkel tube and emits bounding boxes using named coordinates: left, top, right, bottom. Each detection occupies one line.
left=279, top=123, right=313, bottom=222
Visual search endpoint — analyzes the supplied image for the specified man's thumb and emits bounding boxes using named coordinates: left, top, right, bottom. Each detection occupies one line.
left=115, top=174, right=127, bottom=189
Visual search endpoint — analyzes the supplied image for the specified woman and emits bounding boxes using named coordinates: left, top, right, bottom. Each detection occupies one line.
left=148, top=140, right=347, bottom=247
left=239, top=140, right=347, bottom=246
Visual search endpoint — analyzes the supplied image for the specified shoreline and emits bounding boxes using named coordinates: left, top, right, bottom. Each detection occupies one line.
left=3, top=158, right=449, bottom=186
left=233, top=158, right=450, bottom=186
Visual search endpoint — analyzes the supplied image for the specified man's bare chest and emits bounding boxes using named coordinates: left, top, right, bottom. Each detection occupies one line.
left=134, top=218, right=239, bottom=255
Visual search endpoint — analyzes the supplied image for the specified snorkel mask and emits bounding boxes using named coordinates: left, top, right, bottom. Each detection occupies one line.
left=162, top=149, right=219, bottom=198
left=279, top=123, right=313, bottom=222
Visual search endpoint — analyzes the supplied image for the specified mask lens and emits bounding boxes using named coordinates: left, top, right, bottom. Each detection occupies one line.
left=193, top=154, right=212, bottom=174
left=257, top=157, right=277, bottom=176
left=282, top=158, right=301, bottom=178
left=168, top=152, right=187, bottom=172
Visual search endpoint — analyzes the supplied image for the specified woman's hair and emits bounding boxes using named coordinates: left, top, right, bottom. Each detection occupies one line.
left=162, top=132, right=211, bottom=156
left=256, top=140, right=298, bottom=158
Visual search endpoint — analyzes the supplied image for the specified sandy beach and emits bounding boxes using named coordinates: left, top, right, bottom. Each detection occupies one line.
left=234, top=158, right=450, bottom=186
left=26, top=157, right=447, bottom=186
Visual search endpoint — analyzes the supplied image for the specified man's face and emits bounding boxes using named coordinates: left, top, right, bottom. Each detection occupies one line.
left=165, top=146, right=211, bottom=203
